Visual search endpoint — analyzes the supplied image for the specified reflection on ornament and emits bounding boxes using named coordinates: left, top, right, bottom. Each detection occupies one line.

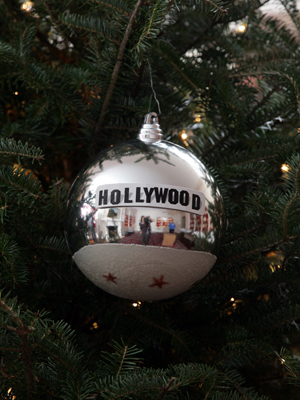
left=21, top=1, right=34, bottom=11
left=65, top=112, right=225, bottom=301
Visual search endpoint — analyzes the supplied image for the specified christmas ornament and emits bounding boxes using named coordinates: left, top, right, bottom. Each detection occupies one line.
left=65, top=112, right=225, bottom=301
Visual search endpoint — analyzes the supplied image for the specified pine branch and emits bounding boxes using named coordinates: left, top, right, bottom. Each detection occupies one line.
left=116, top=344, right=128, bottom=378
left=0, top=138, right=44, bottom=162
left=0, top=166, right=45, bottom=206
left=126, top=307, right=193, bottom=357
left=0, top=297, right=35, bottom=399
left=283, top=193, right=300, bottom=238
left=158, top=377, right=175, bottom=399
left=60, top=11, right=119, bottom=44
left=41, top=0, right=77, bottom=48
left=99, top=340, right=143, bottom=378
left=204, top=0, right=228, bottom=16
left=95, top=0, right=143, bottom=132
left=88, top=0, right=131, bottom=15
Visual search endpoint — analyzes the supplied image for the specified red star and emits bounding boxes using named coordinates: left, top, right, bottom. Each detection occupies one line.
left=103, top=273, right=117, bottom=284
left=149, top=275, right=169, bottom=289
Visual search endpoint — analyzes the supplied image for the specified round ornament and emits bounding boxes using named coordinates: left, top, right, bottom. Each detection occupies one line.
left=65, top=112, right=225, bottom=301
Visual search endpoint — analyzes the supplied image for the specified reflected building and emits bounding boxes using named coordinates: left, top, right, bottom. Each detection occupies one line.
left=81, top=203, right=215, bottom=250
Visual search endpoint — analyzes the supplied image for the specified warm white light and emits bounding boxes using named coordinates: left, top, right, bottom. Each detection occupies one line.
left=237, top=24, right=246, bottom=33
left=132, top=302, right=138, bottom=307
left=14, top=91, right=18, bottom=95
left=230, top=297, right=235, bottom=302
left=21, top=1, right=33, bottom=11
left=281, top=163, right=290, bottom=172
left=181, top=132, right=188, bottom=140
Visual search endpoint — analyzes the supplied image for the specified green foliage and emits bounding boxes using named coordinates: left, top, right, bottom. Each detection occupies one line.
left=0, top=234, right=27, bottom=283
left=0, top=138, right=44, bottom=162
left=276, top=347, right=300, bottom=387
left=99, top=339, right=143, bottom=378
left=2, top=0, right=300, bottom=399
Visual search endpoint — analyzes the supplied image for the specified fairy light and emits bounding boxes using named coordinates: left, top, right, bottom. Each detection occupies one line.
left=7, top=388, right=16, bottom=400
left=270, top=264, right=281, bottom=273
left=21, top=1, right=33, bottom=11
left=266, top=251, right=283, bottom=273
left=230, top=297, right=235, bottom=302
left=181, top=130, right=188, bottom=140
left=14, top=91, right=18, bottom=95
left=194, top=114, right=201, bottom=123
left=132, top=301, right=141, bottom=308
left=237, top=23, right=247, bottom=33
left=281, top=163, right=290, bottom=172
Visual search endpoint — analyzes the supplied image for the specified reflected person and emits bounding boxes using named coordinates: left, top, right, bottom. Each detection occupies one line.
left=168, top=220, right=176, bottom=233
left=139, top=215, right=152, bottom=245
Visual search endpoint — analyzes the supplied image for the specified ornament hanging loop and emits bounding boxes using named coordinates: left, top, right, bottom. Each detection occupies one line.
left=138, top=112, right=162, bottom=144
left=144, top=111, right=158, bottom=124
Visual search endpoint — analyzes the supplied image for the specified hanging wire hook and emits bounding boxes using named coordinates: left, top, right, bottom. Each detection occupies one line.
left=147, top=59, right=161, bottom=115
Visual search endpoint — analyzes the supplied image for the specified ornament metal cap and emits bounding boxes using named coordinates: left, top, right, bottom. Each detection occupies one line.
left=138, top=112, right=162, bottom=144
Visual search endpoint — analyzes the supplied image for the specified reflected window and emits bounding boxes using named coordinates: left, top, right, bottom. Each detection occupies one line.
left=181, top=216, right=186, bottom=229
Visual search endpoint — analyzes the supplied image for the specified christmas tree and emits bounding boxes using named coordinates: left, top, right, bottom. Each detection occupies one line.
left=2, top=0, right=300, bottom=398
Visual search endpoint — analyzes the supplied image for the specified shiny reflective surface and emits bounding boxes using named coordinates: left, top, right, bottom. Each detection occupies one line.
left=64, top=138, right=225, bottom=300
left=65, top=139, right=224, bottom=255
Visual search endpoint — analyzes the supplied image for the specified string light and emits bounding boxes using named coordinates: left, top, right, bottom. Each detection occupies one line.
left=181, top=131, right=188, bottom=140
left=237, top=23, right=247, bottom=33
left=14, top=91, right=18, bottom=95
left=281, top=163, right=290, bottom=172
left=7, top=388, right=16, bottom=400
left=132, top=301, right=141, bottom=308
left=21, top=1, right=33, bottom=11
left=194, top=114, right=201, bottom=123
left=266, top=251, right=283, bottom=273
left=270, top=264, right=281, bottom=273
left=90, top=321, right=99, bottom=330
left=230, top=297, right=235, bottom=302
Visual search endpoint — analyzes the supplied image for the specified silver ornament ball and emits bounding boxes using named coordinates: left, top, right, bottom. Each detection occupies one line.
left=65, top=112, right=225, bottom=301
